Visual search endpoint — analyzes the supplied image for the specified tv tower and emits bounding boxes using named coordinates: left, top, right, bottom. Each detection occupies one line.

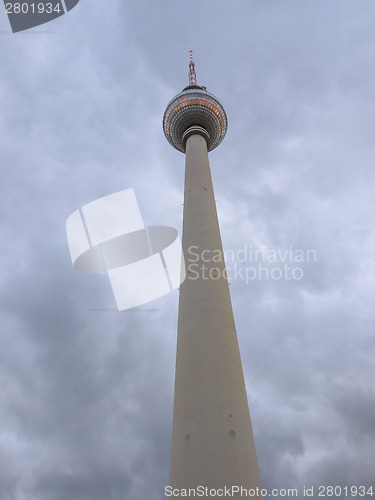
left=163, top=53, right=263, bottom=497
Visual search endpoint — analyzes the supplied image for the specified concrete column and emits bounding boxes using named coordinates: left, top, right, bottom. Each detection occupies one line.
left=169, top=134, right=263, bottom=498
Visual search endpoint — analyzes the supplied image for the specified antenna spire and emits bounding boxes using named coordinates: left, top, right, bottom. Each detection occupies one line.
left=189, top=50, right=196, bottom=86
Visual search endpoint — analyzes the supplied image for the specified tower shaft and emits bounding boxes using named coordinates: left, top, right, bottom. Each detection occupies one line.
left=170, top=134, right=262, bottom=497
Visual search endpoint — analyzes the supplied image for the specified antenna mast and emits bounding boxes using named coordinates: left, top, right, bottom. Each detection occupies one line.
left=188, top=50, right=196, bottom=85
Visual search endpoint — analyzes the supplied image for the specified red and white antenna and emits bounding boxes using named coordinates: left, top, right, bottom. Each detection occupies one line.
left=189, top=50, right=196, bottom=85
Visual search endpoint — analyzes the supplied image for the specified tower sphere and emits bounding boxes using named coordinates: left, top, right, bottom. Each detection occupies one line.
left=163, top=84, right=228, bottom=153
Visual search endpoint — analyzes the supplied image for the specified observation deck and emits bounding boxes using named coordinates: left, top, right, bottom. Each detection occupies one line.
left=163, top=82, right=228, bottom=153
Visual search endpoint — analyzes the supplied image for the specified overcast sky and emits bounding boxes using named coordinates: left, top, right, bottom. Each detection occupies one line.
left=0, top=1, right=375, bottom=499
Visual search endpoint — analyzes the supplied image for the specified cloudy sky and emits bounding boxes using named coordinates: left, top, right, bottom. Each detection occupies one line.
left=1, top=1, right=375, bottom=499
